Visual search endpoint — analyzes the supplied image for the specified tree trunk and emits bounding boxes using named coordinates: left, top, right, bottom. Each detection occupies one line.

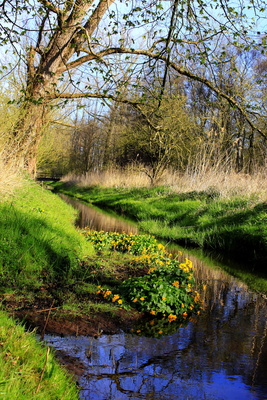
left=248, top=131, right=255, bottom=174
left=5, top=99, right=47, bottom=177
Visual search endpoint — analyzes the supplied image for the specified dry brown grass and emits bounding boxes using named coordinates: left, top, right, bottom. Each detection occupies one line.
left=61, top=165, right=151, bottom=188
left=164, top=168, right=267, bottom=200
left=0, top=153, right=22, bottom=200
left=62, top=164, right=267, bottom=201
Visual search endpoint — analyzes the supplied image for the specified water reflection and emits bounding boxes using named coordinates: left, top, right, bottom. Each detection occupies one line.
left=59, top=194, right=138, bottom=234
left=48, top=194, right=267, bottom=399
left=45, top=285, right=267, bottom=400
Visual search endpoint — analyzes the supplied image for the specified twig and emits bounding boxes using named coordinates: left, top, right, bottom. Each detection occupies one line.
left=35, top=346, right=50, bottom=393
left=40, top=300, right=54, bottom=340
left=36, top=307, right=58, bottom=313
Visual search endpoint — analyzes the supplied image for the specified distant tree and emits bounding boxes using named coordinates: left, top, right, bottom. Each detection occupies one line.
left=68, top=119, right=102, bottom=173
left=116, top=96, right=197, bottom=184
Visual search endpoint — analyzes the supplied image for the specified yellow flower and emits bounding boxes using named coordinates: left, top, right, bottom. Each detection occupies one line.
left=150, top=320, right=155, bottom=325
left=112, top=294, right=120, bottom=302
left=136, top=330, right=141, bottom=333
left=140, top=297, right=145, bottom=301
left=185, top=258, right=193, bottom=269
left=103, top=290, right=112, bottom=297
left=133, top=298, right=138, bottom=303
left=150, top=310, right=156, bottom=315
left=179, top=262, right=187, bottom=271
left=194, top=294, right=200, bottom=303
left=158, top=330, right=163, bottom=334
left=162, top=296, right=166, bottom=301
left=172, top=281, right=179, bottom=287
left=182, top=312, right=188, bottom=318
left=118, top=299, right=123, bottom=304
left=168, top=314, right=177, bottom=322
left=96, top=290, right=101, bottom=294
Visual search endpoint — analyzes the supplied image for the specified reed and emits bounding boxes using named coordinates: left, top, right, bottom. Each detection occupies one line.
left=0, top=153, right=22, bottom=199
left=61, top=164, right=267, bottom=201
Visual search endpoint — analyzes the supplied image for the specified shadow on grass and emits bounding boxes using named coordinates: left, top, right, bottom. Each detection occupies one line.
left=0, top=204, right=80, bottom=289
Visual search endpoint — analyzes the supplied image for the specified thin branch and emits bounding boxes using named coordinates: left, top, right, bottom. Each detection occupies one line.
left=38, top=0, right=61, bottom=15
left=51, top=120, right=76, bottom=128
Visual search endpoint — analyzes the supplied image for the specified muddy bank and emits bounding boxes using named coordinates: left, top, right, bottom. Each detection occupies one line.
left=12, top=307, right=143, bottom=337
left=2, top=291, right=143, bottom=337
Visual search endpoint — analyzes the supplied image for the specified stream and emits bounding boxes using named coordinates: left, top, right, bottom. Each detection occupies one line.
left=44, top=194, right=267, bottom=400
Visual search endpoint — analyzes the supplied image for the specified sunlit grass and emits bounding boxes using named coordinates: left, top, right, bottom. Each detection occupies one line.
left=0, top=179, right=94, bottom=290
left=0, top=310, right=78, bottom=400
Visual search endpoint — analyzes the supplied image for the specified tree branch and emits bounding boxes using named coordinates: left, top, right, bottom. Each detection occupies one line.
left=47, top=92, right=160, bottom=131
left=38, top=0, right=61, bottom=14
left=57, top=46, right=267, bottom=139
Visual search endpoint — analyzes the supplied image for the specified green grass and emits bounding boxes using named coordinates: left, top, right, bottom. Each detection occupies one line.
left=0, top=310, right=79, bottom=400
left=52, top=182, right=267, bottom=272
left=0, top=178, right=94, bottom=290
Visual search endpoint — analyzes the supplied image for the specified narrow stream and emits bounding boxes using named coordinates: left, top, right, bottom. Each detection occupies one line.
left=44, top=194, right=267, bottom=400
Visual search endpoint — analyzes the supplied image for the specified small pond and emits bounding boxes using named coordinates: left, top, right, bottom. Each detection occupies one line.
left=44, top=194, right=267, bottom=400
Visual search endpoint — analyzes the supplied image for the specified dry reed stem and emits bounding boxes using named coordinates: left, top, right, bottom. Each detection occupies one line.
left=0, top=152, right=22, bottom=200
left=61, top=165, right=267, bottom=201
left=35, top=347, right=50, bottom=394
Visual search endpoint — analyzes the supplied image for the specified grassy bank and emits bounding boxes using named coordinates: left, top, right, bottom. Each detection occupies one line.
left=0, top=178, right=94, bottom=290
left=52, top=182, right=267, bottom=271
left=0, top=179, right=96, bottom=399
left=0, top=310, right=79, bottom=400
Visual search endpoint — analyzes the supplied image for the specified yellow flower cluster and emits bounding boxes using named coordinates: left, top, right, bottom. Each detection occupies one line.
left=96, top=286, right=123, bottom=304
left=131, top=254, right=152, bottom=265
